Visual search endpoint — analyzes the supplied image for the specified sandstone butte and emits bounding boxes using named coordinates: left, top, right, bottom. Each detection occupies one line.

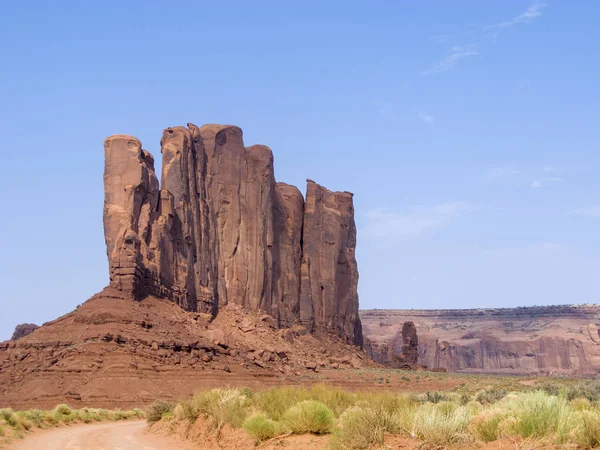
left=103, top=123, right=361, bottom=345
left=0, top=123, right=369, bottom=410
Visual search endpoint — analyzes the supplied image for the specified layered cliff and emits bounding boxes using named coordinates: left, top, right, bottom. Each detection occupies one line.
left=103, top=123, right=362, bottom=345
left=362, top=306, right=600, bottom=376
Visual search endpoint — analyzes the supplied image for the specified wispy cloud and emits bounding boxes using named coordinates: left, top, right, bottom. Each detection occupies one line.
left=422, top=45, right=479, bottom=75
left=424, top=3, right=546, bottom=76
left=576, top=206, right=600, bottom=218
left=486, top=242, right=571, bottom=257
left=540, top=166, right=557, bottom=173
left=484, top=167, right=520, bottom=183
left=530, top=177, right=563, bottom=188
left=362, top=202, right=469, bottom=240
left=493, top=2, right=547, bottom=28
left=417, top=111, right=434, bottom=123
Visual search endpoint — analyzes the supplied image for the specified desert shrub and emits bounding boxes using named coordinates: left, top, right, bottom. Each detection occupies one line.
left=412, top=403, right=473, bottom=447
left=468, top=408, right=507, bottom=442
left=283, top=400, right=334, bottom=434
left=567, top=381, right=600, bottom=402
left=24, top=409, right=45, bottom=426
left=331, top=404, right=401, bottom=450
left=14, top=413, right=33, bottom=431
left=0, top=408, right=14, bottom=422
left=501, top=391, right=575, bottom=441
left=5, top=412, right=22, bottom=430
left=54, top=404, right=72, bottom=415
left=110, top=410, right=131, bottom=421
left=459, top=393, right=471, bottom=405
left=243, top=413, right=284, bottom=443
left=192, top=387, right=250, bottom=429
left=573, top=410, right=600, bottom=449
left=423, top=391, right=447, bottom=404
left=146, top=400, right=176, bottom=424
left=253, top=385, right=355, bottom=421
left=172, top=400, right=198, bottom=423
left=0, top=425, right=4, bottom=436
left=538, top=382, right=563, bottom=397
left=306, top=384, right=356, bottom=416
left=252, top=386, right=301, bottom=421
left=571, top=397, right=593, bottom=411
left=52, top=404, right=78, bottom=423
left=475, top=386, right=507, bottom=404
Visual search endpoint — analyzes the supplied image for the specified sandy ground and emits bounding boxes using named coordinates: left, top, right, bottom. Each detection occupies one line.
left=6, top=420, right=197, bottom=450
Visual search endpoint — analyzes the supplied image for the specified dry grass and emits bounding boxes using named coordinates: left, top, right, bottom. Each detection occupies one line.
left=151, top=382, right=600, bottom=449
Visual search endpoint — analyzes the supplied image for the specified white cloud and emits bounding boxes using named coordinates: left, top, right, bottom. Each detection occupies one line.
left=541, top=166, right=557, bottom=173
left=422, top=45, right=479, bottom=75
left=417, top=111, right=434, bottom=123
left=493, top=2, right=547, bottom=28
left=362, top=202, right=469, bottom=240
left=530, top=177, right=563, bottom=188
left=486, top=243, right=571, bottom=257
left=576, top=206, right=600, bottom=218
left=484, top=167, right=520, bottom=183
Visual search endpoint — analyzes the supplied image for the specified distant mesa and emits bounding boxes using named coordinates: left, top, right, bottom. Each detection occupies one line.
left=103, top=123, right=362, bottom=345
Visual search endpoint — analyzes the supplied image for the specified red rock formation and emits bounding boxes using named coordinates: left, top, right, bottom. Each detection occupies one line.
left=103, top=124, right=361, bottom=345
left=299, top=181, right=362, bottom=345
left=10, top=323, right=39, bottom=340
left=401, top=321, right=419, bottom=365
left=361, top=307, right=599, bottom=376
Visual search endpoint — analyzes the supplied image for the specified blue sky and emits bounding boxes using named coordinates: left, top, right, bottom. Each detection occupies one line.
left=1, top=1, right=599, bottom=339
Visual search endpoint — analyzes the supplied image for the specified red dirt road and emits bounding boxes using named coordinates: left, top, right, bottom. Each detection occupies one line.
left=7, top=420, right=197, bottom=450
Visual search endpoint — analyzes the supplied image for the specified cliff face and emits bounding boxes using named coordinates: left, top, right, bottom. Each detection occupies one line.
left=103, top=124, right=362, bottom=345
left=361, top=307, right=600, bottom=376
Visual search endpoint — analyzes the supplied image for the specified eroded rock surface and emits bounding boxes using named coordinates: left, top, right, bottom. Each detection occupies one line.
left=103, top=124, right=361, bottom=345
left=361, top=306, right=600, bottom=376
left=11, top=323, right=39, bottom=340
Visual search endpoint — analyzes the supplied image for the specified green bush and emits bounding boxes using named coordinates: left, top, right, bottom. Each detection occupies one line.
left=538, top=382, right=563, bottom=397
left=243, top=414, right=283, bottom=443
left=501, top=391, right=574, bottom=441
left=283, top=400, right=335, bottom=435
left=567, top=381, right=600, bottom=402
left=573, top=410, right=600, bottom=449
left=54, top=404, right=72, bottom=415
left=413, top=403, right=473, bottom=447
left=0, top=408, right=14, bottom=422
left=192, top=388, right=250, bottom=430
left=331, top=405, right=400, bottom=450
left=146, top=400, right=176, bottom=424
left=423, top=391, right=447, bottom=404
left=475, top=386, right=507, bottom=404
left=468, top=408, right=507, bottom=442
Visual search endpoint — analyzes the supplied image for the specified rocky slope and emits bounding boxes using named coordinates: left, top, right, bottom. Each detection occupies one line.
left=103, top=124, right=361, bottom=345
left=361, top=306, right=600, bottom=376
left=0, top=287, right=368, bottom=409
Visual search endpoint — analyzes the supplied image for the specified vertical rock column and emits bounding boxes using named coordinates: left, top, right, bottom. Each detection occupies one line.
left=158, top=126, right=202, bottom=311
left=103, top=135, right=159, bottom=299
left=272, top=182, right=304, bottom=326
left=299, top=180, right=362, bottom=345
left=245, top=145, right=276, bottom=312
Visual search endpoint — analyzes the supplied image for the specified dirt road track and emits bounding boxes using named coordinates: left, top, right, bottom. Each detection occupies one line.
left=7, top=420, right=197, bottom=450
